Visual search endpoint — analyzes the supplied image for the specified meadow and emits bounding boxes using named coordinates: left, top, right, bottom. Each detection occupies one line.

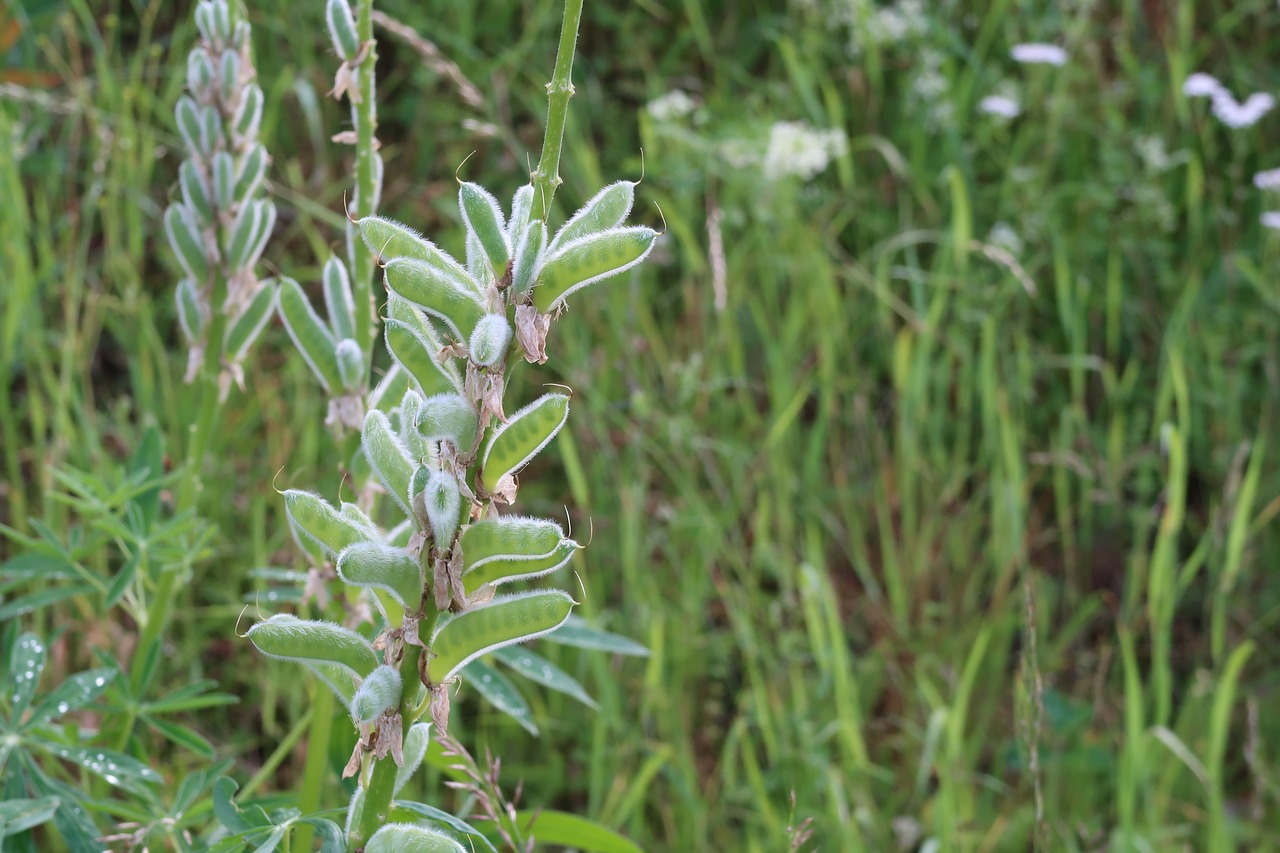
left=2, top=0, right=1279, bottom=849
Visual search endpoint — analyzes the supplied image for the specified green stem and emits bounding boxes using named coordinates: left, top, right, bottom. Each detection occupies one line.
left=291, top=686, right=337, bottom=853
left=530, top=0, right=584, bottom=219
left=350, top=643, right=422, bottom=847
left=352, top=0, right=378, bottom=378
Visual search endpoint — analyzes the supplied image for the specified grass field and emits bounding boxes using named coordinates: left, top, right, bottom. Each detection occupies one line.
left=3, top=0, right=1280, bottom=850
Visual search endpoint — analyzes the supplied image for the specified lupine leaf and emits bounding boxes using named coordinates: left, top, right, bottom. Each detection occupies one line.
left=491, top=645, right=597, bottom=708
left=461, top=657, right=537, bottom=735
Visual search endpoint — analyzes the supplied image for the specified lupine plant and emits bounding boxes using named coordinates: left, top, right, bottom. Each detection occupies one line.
left=235, top=0, right=655, bottom=849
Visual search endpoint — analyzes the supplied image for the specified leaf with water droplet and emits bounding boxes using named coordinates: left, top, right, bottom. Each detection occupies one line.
left=7, top=632, right=47, bottom=715
left=30, top=740, right=162, bottom=791
left=461, top=657, right=537, bottom=735
left=491, top=645, right=597, bottom=709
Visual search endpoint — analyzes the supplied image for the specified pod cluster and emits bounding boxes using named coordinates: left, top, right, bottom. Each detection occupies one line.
left=167, top=0, right=276, bottom=394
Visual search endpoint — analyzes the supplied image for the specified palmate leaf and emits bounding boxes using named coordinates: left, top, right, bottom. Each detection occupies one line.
left=0, top=796, right=60, bottom=839
left=30, top=740, right=162, bottom=792
left=24, top=668, right=114, bottom=730
left=6, top=632, right=47, bottom=715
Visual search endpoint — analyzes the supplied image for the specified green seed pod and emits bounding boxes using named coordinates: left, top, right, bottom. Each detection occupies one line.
left=164, top=203, right=210, bottom=283
left=464, top=231, right=488, bottom=290
left=460, top=517, right=565, bottom=571
left=549, top=180, right=636, bottom=253
left=409, top=464, right=431, bottom=503
left=395, top=722, right=432, bottom=795
left=223, top=280, right=276, bottom=362
left=175, top=277, right=208, bottom=344
left=241, top=199, right=276, bottom=270
left=468, top=313, right=512, bottom=368
left=234, top=143, right=267, bottom=201
left=532, top=226, right=657, bottom=313
left=426, top=590, right=575, bottom=686
left=339, top=501, right=381, bottom=537
left=359, top=216, right=481, bottom=297
left=464, top=538, right=577, bottom=592
left=511, top=219, right=547, bottom=297
left=365, top=824, right=466, bottom=853
left=458, top=182, right=510, bottom=281
left=384, top=319, right=461, bottom=398
left=507, top=184, right=535, bottom=242
left=175, top=96, right=203, bottom=158
left=277, top=276, right=342, bottom=391
left=211, top=151, right=235, bottom=211
left=369, top=363, right=411, bottom=415
left=415, top=393, right=478, bottom=452
left=186, top=48, right=214, bottom=96
left=323, top=256, right=356, bottom=342
left=199, top=104, right=223, bottom=157
left=284, top=489, right=372, bottom=555
left=362, top=409, right=416, bottom=519
left=350, top=664, right=402, bottom=724
left=233, top=84, right=264, bottom=142
left=247, top=614, right=378, bottom=679
left=194, top=1, right=216, bottom=44
left=221, top=197, right=262, bottom=273
left=218, top=49, right=239, bottom=106
left=383, top=258, right=485, bottom=343
left=335, top=338, right=364, bottom=393
left=179, top=160, right=213, bottom=225
left=211, top=0, right=231, bottom=43
left=422, top=468, right=461, bottom=547
left=481, top=393, right=570, bottom=485
left=232, top=20, right=250, bottom=53
left=326, top=0, right=360, bottom=61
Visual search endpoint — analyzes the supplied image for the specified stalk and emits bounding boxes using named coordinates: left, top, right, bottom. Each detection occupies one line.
left=530, top=0, right=584, bottom=218
left=352, top=0, right=378, bottom=375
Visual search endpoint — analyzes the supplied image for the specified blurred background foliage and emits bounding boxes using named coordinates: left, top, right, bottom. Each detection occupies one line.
left=2, top=0, right=1279, bottom=849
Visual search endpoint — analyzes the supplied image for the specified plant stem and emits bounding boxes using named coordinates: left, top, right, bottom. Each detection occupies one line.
left=350, top=642, right=422, bottom=847
left=530, top=0, right=584, bottom=219
left=352, top=0, right=378, bottom=377
left=291, top=686, right=337, bottom=853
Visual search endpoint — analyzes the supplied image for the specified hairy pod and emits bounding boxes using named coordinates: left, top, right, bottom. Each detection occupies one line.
left=323, top=256, right=356, bottom=342
left=458, top=182, right=510, bottom=282
left=217, top=50, right=239, bottom=106
left=507, top=183, right=535, bottom=242
left=221, top=196, right=261, bottom=272
left=246, top=614, right=378, bottom=679
left=175, top=95, right=204, bottom=160
left=425, top=590, right=575, bottom=685
left=511, top=219, right=547, bottom=297
left=223, top=280, right=276, bottom=362
left=179, top=160, right=214, bottom=225
left=549, top=179, right=636, bottom=252
left=187, top=47, right=214, bottom=96
left=326, top=0, right=360, bottom=62
left=232, top=83, right=264, bottom=144
left=365, top=824, right=466, bottom=853
left=284, top=489, right=373, bottom=555
left=460, top=517, right=565, bottom=571
left=359, top=216, right=482, bottom=296
left=277, top=276, right=341, bottom=391
left=464, top=538, right=578, bottom=593
left=175, top=277, right=208, bottom=344
left=532, top=226, right=657, bottom=313
left=395, top=722, right=432, bottom=795
left=199, top=104, right=223, bottom=158
left=335, top=338, right=364, bottom=392
left=384, top=317, right=462, bottom=397
left=383, top=257, right=485, bottom=342
left=415, top=393, right=478, bottom=452
left=234, top=143, right=267, bottom=201
left=337, top=542, right=423, bottom=612
left=468, top=314, right=513, bottom=368
left=350, top=664, right=403, bottom=724
left=362, top=410, right=416, bottom=519
left=481, top=393, right=570, bottom=485
left=211, top=151, right=235, bottom=212
left=164, top=203, right=210, bottom=283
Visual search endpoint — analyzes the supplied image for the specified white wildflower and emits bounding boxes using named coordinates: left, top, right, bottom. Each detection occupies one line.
left=1182, top=72, right=1222, bottom=98
left=762, top=121, right=848, bottom=181
left=1133, top=135, right=1186, bottom=172
left=987, top=222, right=1023, bottom=255
left=1261, top=212, right=1280, bottom=230
left=1253, top=168, right=1280, bottom=190
left=1011, top=43, right=1068, bottom=66
left=646, top=90, right=698, bottom=122
left=1211, top=90, right=1275, bottom=129
left=979, top=95, right=1020, bottom=119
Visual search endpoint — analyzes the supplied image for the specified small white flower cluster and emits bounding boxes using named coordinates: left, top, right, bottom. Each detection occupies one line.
left=1011, top=43, right=1068, bottom=66
left=1133, top=135, right=1187, bottom=173
left=979, top=95, right=1020, bottom=119
left=1182, top=72, right=1276, bottom=129
left=646, top=89, right=699, bottom=122
left=1254, top=167, right=1280, bottom=230
left=762, top=121, right=849, bottom=181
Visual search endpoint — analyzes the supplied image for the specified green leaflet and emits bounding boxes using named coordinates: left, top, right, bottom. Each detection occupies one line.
left=461, top=658, right=537, bottom=735
left=460, top=517, right=564, bottom=571
left=533, top=226, right=657, bottom=312
left=323, top=256, right=356, bottom=342
left=284, top=489, right=372, bottom=555
left=350, top=665, right=402, bottom=723
left=463, top=538, right=577, bottom=593
left=365, top=824, right=466, bottom=853
left=362, top=410, right=417, bottom=518
left=468, top=314, right=512, bottom=367
left=491, top=645, right=597, bottom=709
left=277, top=275, right=342, bottom=391
left=359, top=216, right=482, bottom=295
left=223, top=281, right=276, bottom=362
left=458, top=181, right=510, bottom=282
left=415, top=393, right=478, bottom=452
left=426, top=590, right=575, bottom=685
left=336, top=542, right=423, bottom=611
left=544, top=615, right=650, bottom=656
left=383, top=257, right=485, bottom=343
left=384, top=318, right=461, bottom=397
left=247, top=614, right=378, bottom=679
left=481, top=393, right=570, bottom=486
left=549, top=180, right=636, bottom=253
left=164, top=203, right=209, bottom=283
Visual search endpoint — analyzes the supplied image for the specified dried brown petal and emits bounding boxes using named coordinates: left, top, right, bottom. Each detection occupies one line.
left=514, top=303, right=550, bottom=364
